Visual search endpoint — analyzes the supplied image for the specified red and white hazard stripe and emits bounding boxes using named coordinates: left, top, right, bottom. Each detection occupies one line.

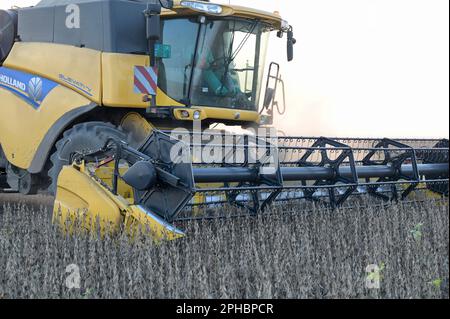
left=134, top=65, right=158, bottom=95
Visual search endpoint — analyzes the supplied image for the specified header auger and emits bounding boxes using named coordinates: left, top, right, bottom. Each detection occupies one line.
left=0, top=0, right=448, bottom=240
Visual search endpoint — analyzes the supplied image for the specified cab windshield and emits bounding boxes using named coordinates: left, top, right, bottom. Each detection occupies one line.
left=158, top=17, right=271, bottom=111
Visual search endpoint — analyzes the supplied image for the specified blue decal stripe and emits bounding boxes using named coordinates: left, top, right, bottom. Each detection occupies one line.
left=0, top=84, right=40, bottom=109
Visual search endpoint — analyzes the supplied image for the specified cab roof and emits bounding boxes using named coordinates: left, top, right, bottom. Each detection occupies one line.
left=163, top=1, right=284, bottom=29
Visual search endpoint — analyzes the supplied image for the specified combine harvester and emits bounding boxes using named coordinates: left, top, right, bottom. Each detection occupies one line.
left=0, top=0, right=448, bottom=239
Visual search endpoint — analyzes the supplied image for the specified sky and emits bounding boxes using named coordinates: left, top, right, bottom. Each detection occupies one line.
left=1, top=0, right=449, bottom=138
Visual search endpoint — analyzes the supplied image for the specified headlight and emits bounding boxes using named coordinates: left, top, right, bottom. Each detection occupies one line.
left=180, top=110, right=190, bottom=118
left=193, top=110, right=201, bottom=120
left=180, top=1, right=223, bottom=14
left=259, top=115, right=273, bottom=125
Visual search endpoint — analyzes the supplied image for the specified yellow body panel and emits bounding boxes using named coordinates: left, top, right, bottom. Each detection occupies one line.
left=4, top=43, right=102, bottom=104
left=4, top=43, right=184, bottom=108
left=102, top=53, right=183, bottom=107
left=0, top=84, right=91, bottom=168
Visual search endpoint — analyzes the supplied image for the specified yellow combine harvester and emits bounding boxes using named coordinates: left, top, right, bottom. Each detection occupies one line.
left=0, top=0, right=448, bottom=240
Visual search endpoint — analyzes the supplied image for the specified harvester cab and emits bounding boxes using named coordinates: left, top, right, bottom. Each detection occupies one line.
left=0, top=0, right=292, bottom=192
left=0, top=0, right=448, bottom=240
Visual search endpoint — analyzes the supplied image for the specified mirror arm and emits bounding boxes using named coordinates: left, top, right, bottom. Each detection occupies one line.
left=286, top=25, right=296, bottom=62
left=144, top=3, right=163, bottom=66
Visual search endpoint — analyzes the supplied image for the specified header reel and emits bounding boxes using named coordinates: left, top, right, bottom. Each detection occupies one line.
left=59, top=130, right=449, bottom=234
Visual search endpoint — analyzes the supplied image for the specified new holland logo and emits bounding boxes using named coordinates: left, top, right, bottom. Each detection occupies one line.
left=0, top=67, right=59, bottom=109
left=27, top=77, right=43, bottom=103
left=0, top=74, right=26, bottom=91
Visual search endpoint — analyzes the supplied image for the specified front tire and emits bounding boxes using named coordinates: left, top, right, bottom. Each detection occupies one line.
left=47, top=122, right=129, bottom=195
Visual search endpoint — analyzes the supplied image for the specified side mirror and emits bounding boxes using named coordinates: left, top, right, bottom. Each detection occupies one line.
left=146, top=14, right=161, bottom=41
left=159, top=0, right=174, bottom=9
left=144, top=4, right=162, bottom=41
left=287, top=28, right=296, bottom=62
